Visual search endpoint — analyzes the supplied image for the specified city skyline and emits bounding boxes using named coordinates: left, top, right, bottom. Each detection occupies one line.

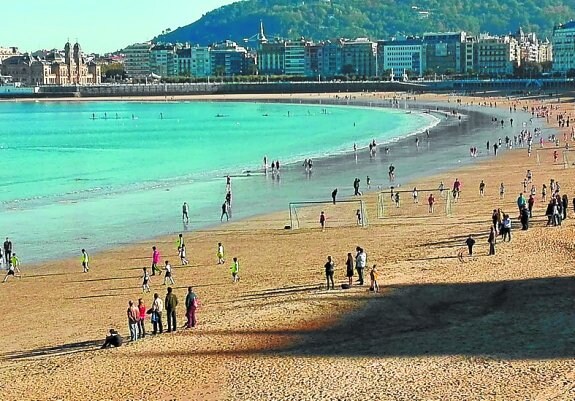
left=0, top=0, right=235, bottom=54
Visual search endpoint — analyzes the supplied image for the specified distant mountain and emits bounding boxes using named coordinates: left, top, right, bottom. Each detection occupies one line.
left=156, top=0, right=575, bottom=46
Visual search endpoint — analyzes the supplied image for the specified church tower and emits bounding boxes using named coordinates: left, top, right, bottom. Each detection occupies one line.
left=73, top=42, right=83, bottom=84
left=64, top=41, right=72, bottom=84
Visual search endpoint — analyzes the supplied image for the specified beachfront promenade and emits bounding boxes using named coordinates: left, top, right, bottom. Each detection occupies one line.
left=1, top=93, right=574, bottom=400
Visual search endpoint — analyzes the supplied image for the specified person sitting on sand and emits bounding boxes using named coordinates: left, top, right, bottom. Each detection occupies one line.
left=101, top=329, right=123, bottom=349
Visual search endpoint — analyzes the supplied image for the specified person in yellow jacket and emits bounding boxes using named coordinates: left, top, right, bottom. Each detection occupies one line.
left=230, top=257, right=240, bottom=283
left=81, top=249, right=89, bottom=273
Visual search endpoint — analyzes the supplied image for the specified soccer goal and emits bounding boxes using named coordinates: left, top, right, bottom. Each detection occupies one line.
left=288, top=199, right=368, bottom=230
left=377, top=188, right=453, bottom=218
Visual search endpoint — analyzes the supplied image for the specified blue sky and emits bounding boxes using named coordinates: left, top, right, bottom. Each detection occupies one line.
left=1, top=0, right=235, bottom=54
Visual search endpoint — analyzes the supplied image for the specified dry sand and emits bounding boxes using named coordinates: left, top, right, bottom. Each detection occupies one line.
left=1, top=92, right=575, bottom=400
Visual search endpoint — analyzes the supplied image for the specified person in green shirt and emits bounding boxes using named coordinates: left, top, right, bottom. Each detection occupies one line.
left=3, top=253, right=21, bottom=283
left=230, top=257, right=240, bottom=283
left=81, top=249, right=89, bottom=273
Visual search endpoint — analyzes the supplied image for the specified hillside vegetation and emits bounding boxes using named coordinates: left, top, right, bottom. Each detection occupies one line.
left=156, top=0, right=575, bottom=45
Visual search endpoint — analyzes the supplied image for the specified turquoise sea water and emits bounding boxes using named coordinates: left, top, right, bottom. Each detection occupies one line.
left=0, top=101, right=437, bottom=263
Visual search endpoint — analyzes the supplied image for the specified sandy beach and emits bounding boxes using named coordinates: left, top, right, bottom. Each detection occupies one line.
left=1, top=92, right=575, bottom=400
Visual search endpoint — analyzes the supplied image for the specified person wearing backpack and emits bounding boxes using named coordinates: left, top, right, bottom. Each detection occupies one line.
left=185, top=286, right=199, bottom=328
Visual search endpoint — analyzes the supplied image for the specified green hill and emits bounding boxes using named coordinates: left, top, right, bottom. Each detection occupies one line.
left=156, top=0, right=574, bottom=46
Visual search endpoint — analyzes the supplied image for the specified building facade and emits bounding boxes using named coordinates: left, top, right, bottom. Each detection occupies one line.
left=342, top=38, right=377, bottom=77
left=124, top=42, right=152, bottom=78
left=474, top=34, right=517, bottom=77
left=380, top=39, right=425, bottom=79
left=552, top=21, right=575, bottom=73
left=0, top=42, right=100, bottom=85
left=150, top=44, right=177, bottom=77
left=422, top=32, right=465, bottom=75
left=210, top=41, right=247, bottom=76
left=191, top=46, right=211, bottom=77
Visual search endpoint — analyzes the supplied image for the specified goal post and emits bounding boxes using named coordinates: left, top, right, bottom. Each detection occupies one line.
left=288, top=199, right=368, bottom=229
left=377, top=187, right=452, bottom=218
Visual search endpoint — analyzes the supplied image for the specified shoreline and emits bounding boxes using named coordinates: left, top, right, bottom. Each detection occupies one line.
left=1, top=95, right=446, bottom=265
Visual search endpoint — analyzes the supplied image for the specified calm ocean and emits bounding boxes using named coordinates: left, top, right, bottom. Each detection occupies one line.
left=0, top=101, right=438, bottom=263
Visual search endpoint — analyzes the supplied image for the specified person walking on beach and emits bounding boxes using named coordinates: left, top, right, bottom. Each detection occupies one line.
left=355, top=247, right=366, bottom=286
left=502, top=214, right=512, bottom=242
left=177, top=234, right=185, bottom=254
left=324, top=256, right=335, bottom=290
left=346, top=252, right=354, bottom=287
left=164, top=287, right=178, bottom=333
left=185, top=286, right=199, bottom=328
left=394, top=192, right=400, bottom=208
left=220, top=202, right=229, bottom=222
left=356, top=209, right=362, bottom=226
left=488, top=226, right=496, bottom=256
left=231, top=257, right=240, bottom=283
left=369, top=265, right=379, bottom=293
left=163, top=261, right=174, bottom=285
left=331, top=188, right=338, bottom=205
left=499, top=182, right=505, bottom=199
left=479, top=180, right=485, bottom=197
left=528, top=195, right=535, bottom=218
left=3, top=237, right=12, bottom=265
left=428, top=193, right=435, bottom=213
left=466, top=235, right=476, bottom=256
left=319, top=211, right=326, bottom=232
left=542, top=184, right=547, bottom=202
left=141, top=268, right=151, bottom=293
left=127, top=300, right=140, bottom=342
left=137, top=298, right=146, bottom=338
left=179, top=244, right=189, bottom=266
left=151, top=246, right=161, bottom=276
left=182, top=202, right=189, bottom=224
left=353, top=178, right=362, bottom=196
left=217, top=242, right=225, bottom=264
left=151, top=293, right=164, bottom=335
left=412, top=187, right=418, bottom=203
left=81, top=249, right=89, bottom=273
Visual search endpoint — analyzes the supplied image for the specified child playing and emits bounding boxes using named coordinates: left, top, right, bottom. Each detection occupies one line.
left=230, top=257, right=240, bottom=283
left=369, top=264, right=379, bottom=293
left=141, top=268, right=150, bottom=293
left=319, top=211, right=326, bottom=231
left=356, top=209, right=362, bottom=225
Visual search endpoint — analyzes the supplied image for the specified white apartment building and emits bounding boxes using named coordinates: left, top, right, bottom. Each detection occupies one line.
left=124, top=42, right=152, bottom=78
left=381, top=39, right=425, bottom=78
left=552, top=21, right=575, bottom=73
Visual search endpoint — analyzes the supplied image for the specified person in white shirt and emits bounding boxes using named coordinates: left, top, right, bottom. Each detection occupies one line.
left=217, top=242, right=225, bottom=264
left=355, top=247, right=367, bottom=285
left=163, top=261, right=175, bottom=285
left=151, top=293, right=164, bottom=334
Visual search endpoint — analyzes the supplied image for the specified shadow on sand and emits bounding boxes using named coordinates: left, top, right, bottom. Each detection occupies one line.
left=8, top=276, right=575, bottom=361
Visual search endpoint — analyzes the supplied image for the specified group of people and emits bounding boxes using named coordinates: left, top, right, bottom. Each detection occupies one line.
left=2, top=237, right=21, bottom=283
left=123, top=286, right=200, bottom=344
left=324, top=246, right=379, bottom=292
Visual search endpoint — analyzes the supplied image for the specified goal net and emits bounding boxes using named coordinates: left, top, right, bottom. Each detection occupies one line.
left=377, top=188, right=453, bottom=218
left=289, top=199, right=368, bottom=230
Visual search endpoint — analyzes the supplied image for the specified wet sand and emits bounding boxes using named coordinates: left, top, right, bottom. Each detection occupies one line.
left=1, top=92, right=575, bottom=400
